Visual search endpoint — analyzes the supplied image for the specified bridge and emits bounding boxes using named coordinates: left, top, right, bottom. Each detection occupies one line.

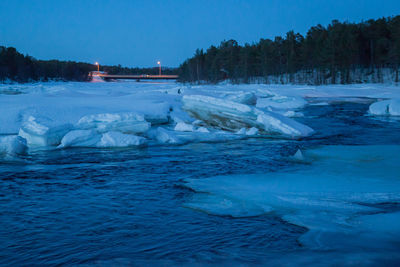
left=89, top=72, right=178, bottom=81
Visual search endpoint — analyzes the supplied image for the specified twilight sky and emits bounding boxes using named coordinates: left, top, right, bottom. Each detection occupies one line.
left=1, top=0, right=400, bottom=67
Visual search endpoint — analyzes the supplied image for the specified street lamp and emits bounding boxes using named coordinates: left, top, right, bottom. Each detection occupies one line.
left=95, top=62, right=99, bottom=72
left=157, top=61, right=161, bottom=76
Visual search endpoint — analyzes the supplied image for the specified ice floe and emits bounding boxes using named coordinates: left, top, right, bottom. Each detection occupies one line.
left=184, top=145, right=400, bottom=250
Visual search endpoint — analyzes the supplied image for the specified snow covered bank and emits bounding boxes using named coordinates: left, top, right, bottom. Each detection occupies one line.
left=184, top=145, right=400, bottom=250
left=182, top=95, right=314, bottom=137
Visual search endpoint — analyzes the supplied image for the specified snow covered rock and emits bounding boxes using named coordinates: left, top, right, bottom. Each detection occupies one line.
left=18, top=115, right=73, bottom=147
left=77, top=112, right=150, bottom=134
left=182, top=95, right=314, bottom=137
left=0, top=135, right=28, bottom=156
left=369, top=99, right=400, bottom=116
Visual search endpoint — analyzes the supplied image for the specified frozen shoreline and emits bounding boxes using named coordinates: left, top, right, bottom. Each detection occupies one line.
left=1, top=81, right=399, bottom=156
left=1, top=82, right=399, bottom=155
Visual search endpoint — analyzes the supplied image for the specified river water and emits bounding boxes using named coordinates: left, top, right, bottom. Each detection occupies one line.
left=1, top=102, right=399, bottom=266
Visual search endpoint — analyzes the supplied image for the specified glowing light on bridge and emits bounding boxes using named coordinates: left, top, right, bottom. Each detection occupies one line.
left=94, top=62, right=99, bottom=72
left=157, top=61, right=161, bottom=76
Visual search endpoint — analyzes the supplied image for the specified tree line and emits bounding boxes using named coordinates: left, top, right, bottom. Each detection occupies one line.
left=179, top=15, right=400, bottom=84
left=0, top=46, right=177, bottom=83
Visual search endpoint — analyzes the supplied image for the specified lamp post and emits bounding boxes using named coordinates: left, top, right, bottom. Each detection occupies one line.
left=157, top=61, right=161, bottom=76
left=95, top=62, right=99, bottom=72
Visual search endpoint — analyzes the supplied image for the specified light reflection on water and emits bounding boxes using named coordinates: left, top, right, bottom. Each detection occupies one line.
left=1, top=103, right=400, bottom=265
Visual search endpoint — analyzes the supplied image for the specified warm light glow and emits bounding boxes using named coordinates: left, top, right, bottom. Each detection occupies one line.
left=95, top=62, right=99, bottom=65
left=157, top=61, right=161, bottom=65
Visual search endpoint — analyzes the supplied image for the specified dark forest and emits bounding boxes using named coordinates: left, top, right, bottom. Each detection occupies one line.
left=179, top=16, right=400, bottom=84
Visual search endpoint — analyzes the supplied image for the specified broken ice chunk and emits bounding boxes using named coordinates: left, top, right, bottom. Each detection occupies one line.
left=369, top=99, right=400, bottom=116
left=0, top=135, right=28, bottom=156
left=256, top=112, right=314, bottom=137
left=182, top=95, right=313, bottom=137
left=18, top=115, right=73, bottom=147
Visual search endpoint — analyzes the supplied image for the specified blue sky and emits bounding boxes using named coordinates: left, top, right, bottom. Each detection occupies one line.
left=1, top=0, right=400, bottom=67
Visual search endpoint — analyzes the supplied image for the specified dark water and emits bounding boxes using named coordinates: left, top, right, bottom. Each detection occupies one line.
left=1, top=103, right=400, bottom=266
